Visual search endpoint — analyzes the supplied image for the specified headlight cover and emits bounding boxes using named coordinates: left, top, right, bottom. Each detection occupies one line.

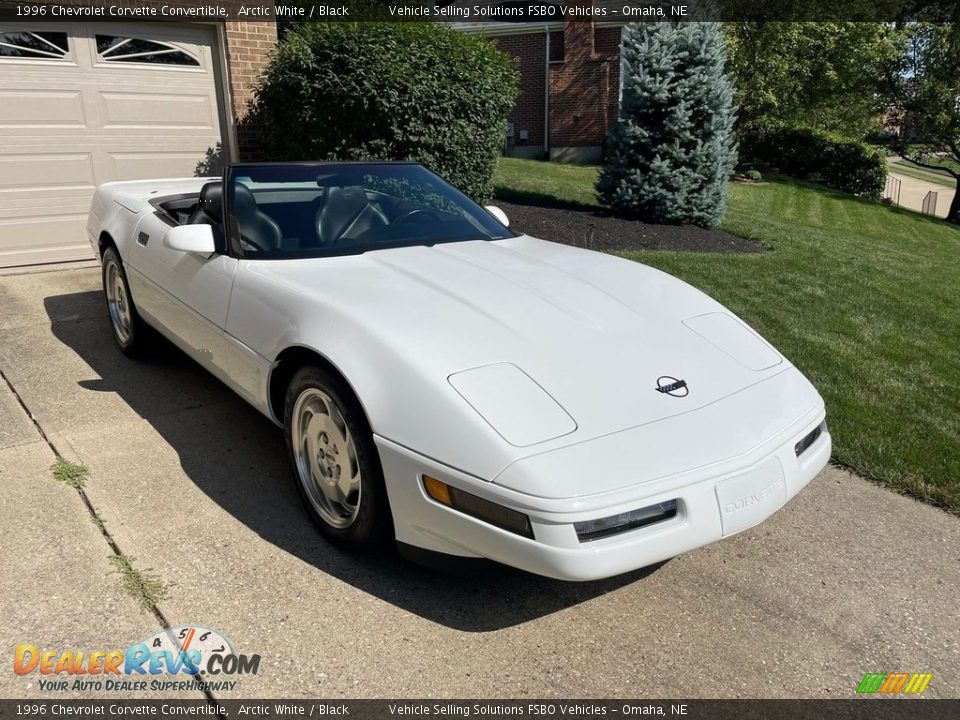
left=683, top=312, right=782, bottom=371
left=448, top=362, right=576, bottom=447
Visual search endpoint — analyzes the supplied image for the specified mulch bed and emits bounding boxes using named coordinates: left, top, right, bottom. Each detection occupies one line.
left=495, top=199, right=764, bottom=254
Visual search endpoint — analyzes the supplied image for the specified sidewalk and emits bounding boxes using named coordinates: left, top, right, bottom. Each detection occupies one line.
left=0, top=377, right=204, bottom=699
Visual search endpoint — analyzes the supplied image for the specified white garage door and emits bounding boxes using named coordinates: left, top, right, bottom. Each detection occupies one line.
left=0, top=23, right=226, bottom=268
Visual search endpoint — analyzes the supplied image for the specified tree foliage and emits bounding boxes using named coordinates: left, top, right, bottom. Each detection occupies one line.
left=725, top=22, right=899, bottom=136
left=882, top=22, right=960, bottom=222
left=597, top=22, right=738, bottom=228
left=254, top=23, right=518, bottom=202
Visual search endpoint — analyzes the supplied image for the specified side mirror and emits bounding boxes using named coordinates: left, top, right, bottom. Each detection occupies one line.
left=164, top=224, right=215, bottom=255
left=485, top=205, right=510, bottom=228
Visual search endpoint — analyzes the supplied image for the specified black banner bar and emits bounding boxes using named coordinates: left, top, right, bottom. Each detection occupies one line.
left=1, top=700, right=960, bottom=720
left=0, top=0, right=957, bottom=23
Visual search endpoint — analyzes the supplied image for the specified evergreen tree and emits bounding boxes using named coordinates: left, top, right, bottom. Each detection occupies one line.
left=597, top=22, right=738, bottom=228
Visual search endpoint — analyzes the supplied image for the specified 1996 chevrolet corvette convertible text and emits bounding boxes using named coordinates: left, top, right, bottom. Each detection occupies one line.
left=87, top=162, right=830, bottom=580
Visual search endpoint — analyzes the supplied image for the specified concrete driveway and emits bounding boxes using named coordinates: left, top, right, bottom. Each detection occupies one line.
left=1, top=267, right=959, bottom=699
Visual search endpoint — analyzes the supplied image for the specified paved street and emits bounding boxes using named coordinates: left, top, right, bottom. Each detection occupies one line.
left=886, top=161, right=955, bottom=219
left=1, top=267, right=958, bottom=699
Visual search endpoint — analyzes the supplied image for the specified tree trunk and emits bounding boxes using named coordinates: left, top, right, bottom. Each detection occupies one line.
left=950, top=176, right=960, bottom=224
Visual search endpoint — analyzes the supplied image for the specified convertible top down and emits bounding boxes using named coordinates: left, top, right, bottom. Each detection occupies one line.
left=87, top=161, right=830, bottom=581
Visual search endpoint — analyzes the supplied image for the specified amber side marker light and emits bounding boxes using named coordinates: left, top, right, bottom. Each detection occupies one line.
left=422, top=475, right=534, bottom=539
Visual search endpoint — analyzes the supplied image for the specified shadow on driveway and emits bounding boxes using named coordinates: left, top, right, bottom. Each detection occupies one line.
left=44, top=290, right=661, bottom=632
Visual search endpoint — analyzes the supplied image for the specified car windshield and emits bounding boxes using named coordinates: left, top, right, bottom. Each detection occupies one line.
left=225, top=163, right=516, bottom=259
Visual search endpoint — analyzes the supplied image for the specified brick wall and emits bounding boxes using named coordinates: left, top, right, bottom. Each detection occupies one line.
left=596, top=26, right=623, bottom=142
left=493, top=33, right=547, bottom=155
left=221, top=15, right=277, bottom=160
left=549, top=21, right=621, bottom=154
left=491, top=17, right=621, bottom=161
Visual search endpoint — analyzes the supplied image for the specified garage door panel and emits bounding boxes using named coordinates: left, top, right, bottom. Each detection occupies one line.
left=0, top=22, right=224, bottom=268
left=100, top=92, right=218, bottom=130
left=0, top=90, right=86, bottom=128
left=0, top=191, right=96, bottom=215
left=108, top=151, right=216, bottom=180
left=0, top=215, right=90, bottom=266
left=0, top=153, right=95, bottom=191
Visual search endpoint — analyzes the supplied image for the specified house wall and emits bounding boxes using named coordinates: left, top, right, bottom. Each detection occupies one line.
left=491, top=20, right=621, bottom=164
left=222, top=18, right=277, bottom=160
left=493, top=32, right=548, bottom=158
left=548, top=23, right=620, bottom=163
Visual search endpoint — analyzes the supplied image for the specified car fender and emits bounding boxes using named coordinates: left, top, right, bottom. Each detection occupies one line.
left=228, top=264, right=519, bottom=482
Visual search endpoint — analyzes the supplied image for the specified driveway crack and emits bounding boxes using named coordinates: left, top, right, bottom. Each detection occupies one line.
left=0, top=365, right=225, bottom=713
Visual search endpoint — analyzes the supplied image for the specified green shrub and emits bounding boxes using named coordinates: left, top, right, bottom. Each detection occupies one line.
left=597, top=22, right=738, bottom=228
left=254, top=23, right=518, bottom=202
left=742, top=124, right=887, bottom=200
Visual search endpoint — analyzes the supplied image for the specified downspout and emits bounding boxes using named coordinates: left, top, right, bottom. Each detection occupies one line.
left=544, top=24, right=550, bottom=159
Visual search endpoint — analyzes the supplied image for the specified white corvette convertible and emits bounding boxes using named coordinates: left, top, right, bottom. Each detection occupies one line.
left=87, top=162, right=830, bottom=581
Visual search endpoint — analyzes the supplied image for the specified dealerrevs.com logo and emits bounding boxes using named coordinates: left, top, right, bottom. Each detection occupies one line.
left=856, top=672, right=933, bottom=695
left=14, top=625, right=260, bottom=693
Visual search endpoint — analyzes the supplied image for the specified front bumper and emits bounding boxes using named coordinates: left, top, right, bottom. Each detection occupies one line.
left=376, top=405, right=830, bottom=582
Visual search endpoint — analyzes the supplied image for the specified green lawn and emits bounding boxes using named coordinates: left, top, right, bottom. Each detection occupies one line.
left=494, top=157, right=960, bottom=512
left=889, top=158, right=959, bottom=188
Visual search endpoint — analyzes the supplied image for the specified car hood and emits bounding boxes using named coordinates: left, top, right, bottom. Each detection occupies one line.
left=244, top=235, right=796, bottom=462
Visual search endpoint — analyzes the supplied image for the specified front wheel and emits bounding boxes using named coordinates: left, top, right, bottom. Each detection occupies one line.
left=284, top=365, right=392, bottom=549
left=101, top=246, right=146, bottom=356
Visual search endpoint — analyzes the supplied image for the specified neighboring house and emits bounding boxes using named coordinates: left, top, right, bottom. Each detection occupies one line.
left=0, top=3, right=277, bottom=268
left=454, top=7, right=625, bottom=163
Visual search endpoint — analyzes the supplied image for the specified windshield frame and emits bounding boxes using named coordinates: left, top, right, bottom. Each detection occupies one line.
left=223, top=161, right=518, bottom=260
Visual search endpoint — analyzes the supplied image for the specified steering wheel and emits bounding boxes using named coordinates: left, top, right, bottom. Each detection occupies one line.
left=393, top=209, right=443, bottom=225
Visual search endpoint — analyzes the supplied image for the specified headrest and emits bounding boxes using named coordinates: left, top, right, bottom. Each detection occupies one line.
left=327, top=185, right=369, bottom=217
left=197, top=181, right=223, bottom=223
left=232, top=182, right=258, bottom=218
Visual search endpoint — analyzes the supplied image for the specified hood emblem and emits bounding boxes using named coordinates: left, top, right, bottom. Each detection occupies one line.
left=656, top=376, right=689, bottom=397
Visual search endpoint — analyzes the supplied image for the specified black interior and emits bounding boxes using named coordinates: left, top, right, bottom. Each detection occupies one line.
left=157, top=196, right=201, bottom=226
left=233, top=183, right=283, bottom=251
left=157, top=181, right=423, bottom=253
left=188, top=181, right=223, bottom=226
left=317, top=186, right=389, bottom=246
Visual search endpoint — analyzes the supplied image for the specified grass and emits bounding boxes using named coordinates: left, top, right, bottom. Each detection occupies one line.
left=109, top=554, right=169, bottom=612
left=495, top=157, right=600, bottom=208
left=494, top=157, right=960, bottom=512
left=50, top=457, right=168, bottom=612
left=47, top=457, right=167, bottom=612
left=51, top=458, right=89, bottom=489
left=888, top=158, right=958, bottom=188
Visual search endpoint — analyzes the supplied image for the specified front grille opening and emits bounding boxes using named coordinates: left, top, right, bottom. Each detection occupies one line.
left=795, top=422, right=825, bottom=457
left=575, top=500, right=678, bottom=543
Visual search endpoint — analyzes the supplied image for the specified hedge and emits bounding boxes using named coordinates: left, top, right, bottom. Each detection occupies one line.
left=253, top=23, right=518, bottom=203
left=742, top=124, right=887, bottom=200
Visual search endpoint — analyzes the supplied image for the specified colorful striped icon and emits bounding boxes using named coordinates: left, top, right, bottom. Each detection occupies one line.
left=856, top=672, right=933, bottom=694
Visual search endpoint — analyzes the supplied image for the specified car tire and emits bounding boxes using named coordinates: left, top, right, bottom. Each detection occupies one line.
left=101, top=246, right=147, bottom=356
left=284, top=365, right=392, bottom=549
